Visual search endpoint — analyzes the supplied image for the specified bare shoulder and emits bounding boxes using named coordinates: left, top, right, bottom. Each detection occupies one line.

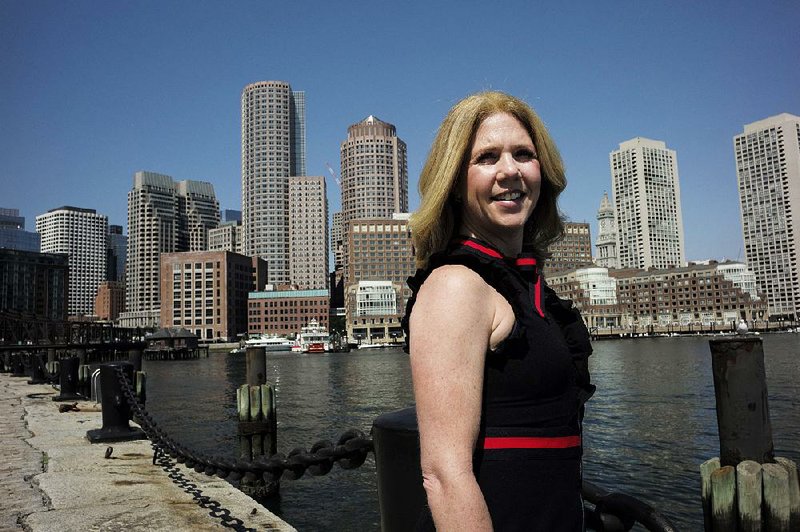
left=410, top=264, right=496, bottom=343
left=415, top=264, right=492, bottom=306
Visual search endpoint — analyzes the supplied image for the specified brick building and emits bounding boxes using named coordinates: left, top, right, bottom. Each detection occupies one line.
left=159, top=251, right=265, bottom=341
left=247, top=288, right=329, bottom=336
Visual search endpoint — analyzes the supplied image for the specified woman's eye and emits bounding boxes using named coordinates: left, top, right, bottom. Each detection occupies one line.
left=475, top=152, right=497, bottom=164
left=515, top=150, right=537, bottom=161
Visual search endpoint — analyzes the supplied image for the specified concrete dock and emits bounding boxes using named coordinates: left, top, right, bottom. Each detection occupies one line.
left=0, top=373, right=295, bottom=531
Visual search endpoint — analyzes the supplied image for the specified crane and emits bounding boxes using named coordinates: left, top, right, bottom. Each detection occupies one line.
left=326, top=163, right=341, bottom=188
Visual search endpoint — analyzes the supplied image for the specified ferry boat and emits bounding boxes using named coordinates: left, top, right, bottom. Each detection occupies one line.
left=243, top=334, right=294, bottom=352
left=297, top=319, right=330, bottom=353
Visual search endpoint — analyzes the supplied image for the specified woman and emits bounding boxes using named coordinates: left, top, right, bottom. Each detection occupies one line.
left=404, top=91, right=594, bottom=531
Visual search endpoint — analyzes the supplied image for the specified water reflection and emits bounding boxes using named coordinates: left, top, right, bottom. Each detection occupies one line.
left=142, top=335, right=799, bottom=531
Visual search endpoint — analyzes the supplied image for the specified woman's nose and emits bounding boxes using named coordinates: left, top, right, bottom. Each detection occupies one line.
left=497, top=153, right=518, bottom=178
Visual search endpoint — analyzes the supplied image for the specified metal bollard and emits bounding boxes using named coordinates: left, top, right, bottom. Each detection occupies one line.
left=372, top=407, right=427, bottom=532
left=27, top=353, right=49, bottom=385
left=11, top=353, right=26, bottom=377
left=53, top=357, right=83, bottom=402
left=86, top=362, right=146, bottom=443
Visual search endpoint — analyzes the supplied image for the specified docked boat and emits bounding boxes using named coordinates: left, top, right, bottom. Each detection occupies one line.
left=297, top=319, right=330, bottom=353
left=243, top=334, right=294, bottom=352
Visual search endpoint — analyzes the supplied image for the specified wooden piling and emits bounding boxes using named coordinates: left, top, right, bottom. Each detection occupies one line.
left=763, top=463, right=791, bottom=532
left=701, top=457, right=721, bottom=531
left=711, top=465, right=737, bottom=531
left=709, top=337, right=774, bottom=466
left=775, top=457, right=800, bottom=531
left=737, top=460, right=763, bottom=532
left=245, top=347, right=266, bottom=386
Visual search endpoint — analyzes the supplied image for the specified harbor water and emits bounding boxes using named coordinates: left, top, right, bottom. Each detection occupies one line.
left=142, top=334, right=799, bottom=531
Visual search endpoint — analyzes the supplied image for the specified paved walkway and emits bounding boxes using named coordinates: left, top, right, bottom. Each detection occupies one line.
left=0, top=374, right=48, bottom=531
left=0, top=373, right=295, bottom=531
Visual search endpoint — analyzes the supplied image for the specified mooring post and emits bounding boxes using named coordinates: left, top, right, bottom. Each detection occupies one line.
left=709, top=337, right=774, bottom=465
left=245, top=346, right=266, bottom=386
left=86, top=361, right=146, bottom=443
left=701, top=336, right=800, bottom=532
left=53, top=356, right=82, bottom=401
left=237, top=346, right=278, bottom=498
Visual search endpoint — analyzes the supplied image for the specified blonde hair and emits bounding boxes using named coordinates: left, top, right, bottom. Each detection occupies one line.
left=411, top=91, right=566, bottom=268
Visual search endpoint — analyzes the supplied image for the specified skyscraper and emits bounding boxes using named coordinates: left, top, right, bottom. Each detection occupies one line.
left=544, top=221, right=593, bottom=274
left=107, top=224, right=127, bottom=282
left=289, top=176, right=328, bottom=289
left=0, top=207, right=40, bottom=252
left=340, top=115, right=408, bottom=224
left=123, top=171, right=219, bottom=326
left=595, top=192, right=618, bottom=269
left=734, top=113, right=800, bottom=320
left=36, top=206, right=108, bottom=316
left=610, top=137, right=685, bottom=270
left=241, top=81, right=306, bottom=284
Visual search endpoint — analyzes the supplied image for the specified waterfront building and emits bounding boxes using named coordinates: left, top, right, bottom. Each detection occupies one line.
left=344, top=214, right=414, bottom=343
left=346, top=280, right=405, bottom=344
left=339, top=116, right=408, bottom=277
left=35, top=206, right=108, bottom=317
left=0, top=249, right=68, bottom=321
left=247, top=288, right=329, bottom=337
left=340, top=115, right=408, bottom=224
left=94, top=281, right=125, bottom=322
left=0, top=208, right=40, bottom=252
left=734, top=113, right=800, bottom=320
left=241, top=81, right=306, bottom=284
left=122, top=171, right=220, bottom=328
left=160, top=250, right=265, bottom=341
left=595, top=193, right=618, bottom=269
left=107, top=224, right=127, bottom=283
left=610, top=137, right=686, bottom=270
left=208, top=221, right=244, bottom=254
left=544, top=221, right=593, bottom=274
left=608, top=261, right=767, bottom=328
left=548, top=266, right=622, bottom=329
left=289, top=176, right=329, bottom=289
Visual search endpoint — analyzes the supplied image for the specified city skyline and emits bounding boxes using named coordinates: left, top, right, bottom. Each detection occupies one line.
left=2, top=1, right=798, bottom=263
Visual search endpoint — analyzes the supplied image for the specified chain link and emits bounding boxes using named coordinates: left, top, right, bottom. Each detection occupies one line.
left=114, top=366, right=374, bottom=484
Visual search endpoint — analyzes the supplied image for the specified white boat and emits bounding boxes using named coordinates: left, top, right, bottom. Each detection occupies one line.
left=297, top=319, right=330, bottom=353
left=243, top=334, right=294, bottom=352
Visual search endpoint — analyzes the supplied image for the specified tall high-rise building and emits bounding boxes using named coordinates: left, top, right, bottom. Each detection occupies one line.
left=123, top=171, right=219, bottom=326
left=36, top=206, right=108, bottom=316
left=0, top=207, right=40, bottom=252
left=610, top=137, right=685, bottom=270
left=289, top=176, right=328, bottom=289
left=332, top=211, right=344, bottom=274
left=107, top=224, right=127, bottom=282
left=544, top=222, right=593, bottom=274
left=734, top=113, right=800, bottom=320
left=241, top=81, right=306, bottom=284
left=340, top=115, right=408, bottom=224
left=595, top=192, right=618, bottom=269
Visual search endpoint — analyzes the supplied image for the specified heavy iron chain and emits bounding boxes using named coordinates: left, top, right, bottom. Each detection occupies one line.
left=151, top=443, right=259, bottom=532
left=114, top=367, right=375, bottom=484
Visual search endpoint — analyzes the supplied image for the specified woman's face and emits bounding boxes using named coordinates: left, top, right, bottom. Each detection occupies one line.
left=458, top=112, right=541, bottom=250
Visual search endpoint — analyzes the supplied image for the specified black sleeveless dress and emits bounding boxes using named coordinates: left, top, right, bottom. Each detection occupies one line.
left=403, top=237, right=595, bottom=532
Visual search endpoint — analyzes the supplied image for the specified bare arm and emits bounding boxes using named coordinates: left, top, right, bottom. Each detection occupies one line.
left=409, top=265, right=512, bottom=531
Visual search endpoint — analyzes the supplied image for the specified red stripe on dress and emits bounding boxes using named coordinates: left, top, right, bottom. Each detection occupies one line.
left=459, top=239, right=504, bottom=259
left=515, top=257, right=537, bottom=267
left=533, top=275, right=544, bottom=318
left=482, top=435, right=581, bottom=449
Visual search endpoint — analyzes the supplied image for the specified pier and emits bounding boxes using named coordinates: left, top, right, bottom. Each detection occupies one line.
left=0, top=372, right=295, bottom=531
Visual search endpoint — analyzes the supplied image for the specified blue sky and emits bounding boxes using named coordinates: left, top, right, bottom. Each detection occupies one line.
left=2, top=1, right=798, bottom=262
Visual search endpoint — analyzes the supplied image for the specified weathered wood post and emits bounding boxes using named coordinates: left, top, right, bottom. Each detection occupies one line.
left=702, top=335, right=800, bottom=532
left=237, top=346, right=278, bottom=498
